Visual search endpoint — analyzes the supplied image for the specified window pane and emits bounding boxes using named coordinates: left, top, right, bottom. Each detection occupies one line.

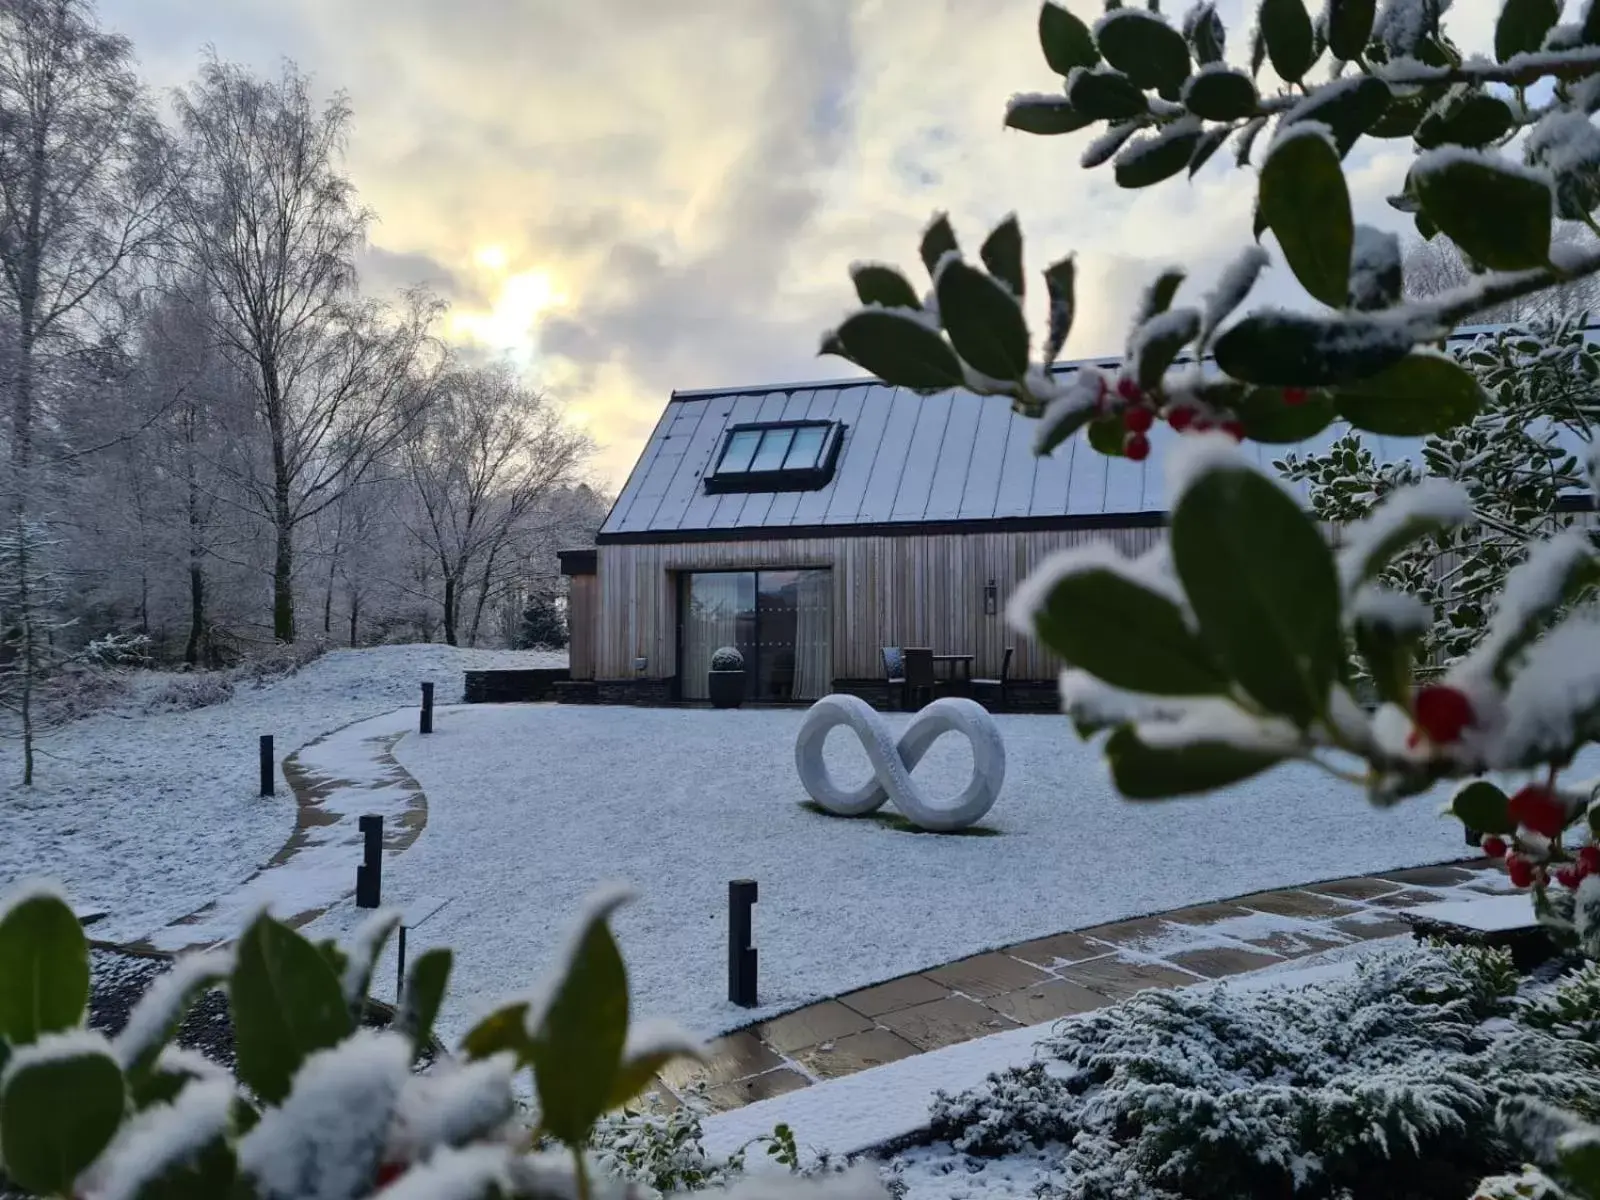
left=718, top=430, right=761, bottom=474
left=783, top=425, right=827, bottom=470
left=755, top=569, right=831, bottom=701
left=749, top=428, right=794, bottom=472
left=681, top=572, right=756, bottom=700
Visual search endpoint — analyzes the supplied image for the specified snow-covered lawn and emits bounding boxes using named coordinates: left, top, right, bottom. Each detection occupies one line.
left=302, top=700, right=1569, bottom=1047
left=0, top=645, right=561, bottom=941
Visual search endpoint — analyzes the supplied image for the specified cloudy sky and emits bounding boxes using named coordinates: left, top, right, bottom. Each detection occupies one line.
left=100, top=0, right=1501, bottom=488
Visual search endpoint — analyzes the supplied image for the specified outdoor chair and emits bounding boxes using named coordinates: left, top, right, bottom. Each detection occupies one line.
left=972, top=646, right=1014, bottom=712
left=882, top=646, right=907, bottom=710
left=903, top=647, right=938, bottom=710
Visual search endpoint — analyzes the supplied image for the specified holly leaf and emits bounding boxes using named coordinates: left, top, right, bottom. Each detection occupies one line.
left=1087, top=414, right=1127, bottom=456
left=1189, top=124, right=1233, bottom=176
left=1183, top=69, right=1259, bottom=121
left=937, top=259, right=1031, bottom=380
left=1214, top=310, right=1413, bottom=387
left=1042, top=254, right=1077, bottom=364
left=1117, top=121, right=1206, bottom=187
left=1234, top=387, right=1336, bottom=442
left=0, top=890, right=87, bottom=1046
left=1414, top=91, right=1515, bottom=150
left=850, top=263, right=922, bottom=310
left=1414, top=153, right=1553, bottom=271
left=0, top=1041, right=126, bottom=1197
left=1452, top=780, right=1514, bottom=835
left=1066, top=67, right=1150, bottom=120
left=1131, top=308, right=1201, bottom=388
left=1280, top=75, right=1392, bottom=156
left=1327, top=0, right=1376, bottom=60
left=1352, top=598, right=1425, bottom=708
left=980, top=214, right=1025, bottom=299
left=1005, top=94, right=1098, bottom=135
left=1171, top=462, right=1343, bottom=726
left=824, top=311, right=966, bottom=393
left=919, top=214, right=960, bottom=278
left=1096, top=9, right=1192, bottom=96
left=1496, top=0, right=1560, bottom=62
left=396, top=947, right=452, bottom=1063
left=229, top=915, right=352, bottom=1106
left=1027, top=567, right=1229, bottom=695
left=1106, top=725, right=1284, bottom=799
left=1259, top=0, right=1315, bottom=82
left=1260, top=125, right=1351, bottom=308
left=1335, top=353, right=1487, bottom=435
left=1041, top=2, right=1101, bottom=73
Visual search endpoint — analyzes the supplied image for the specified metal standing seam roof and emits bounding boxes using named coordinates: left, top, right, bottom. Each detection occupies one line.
left=598, top=325, right=1593, bottom=540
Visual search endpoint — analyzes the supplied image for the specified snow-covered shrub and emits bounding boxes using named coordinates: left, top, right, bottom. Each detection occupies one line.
left=0, top=880, right=879, bottom=1200
left=908, top=945, right=1597, bottom=1200
left=143, top=671, right=236, bottom=714
left=77, top=633, right=151, bottom=668
left=711, top=646, right=744, bottom=672
left=233, top=634, right=330, bottom=685
left=33, top=666, right=133, bottom=725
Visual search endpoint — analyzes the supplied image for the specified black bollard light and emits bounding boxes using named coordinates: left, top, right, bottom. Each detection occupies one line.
left=729, top=879, right=758, bottom=1008
left=356, top=814, right=383, bottom=908
left=259, top=735, right=274, bottom=797
left=421, top=681, right=434, bottom=735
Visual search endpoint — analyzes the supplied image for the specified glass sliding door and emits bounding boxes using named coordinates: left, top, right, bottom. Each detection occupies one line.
left=680, top=569, right=831, bottom=701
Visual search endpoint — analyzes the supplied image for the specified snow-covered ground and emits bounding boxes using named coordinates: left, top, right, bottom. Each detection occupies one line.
left=1, top=645, right=561, bottom=941
left=299, top=699, right=1575, bottom=1047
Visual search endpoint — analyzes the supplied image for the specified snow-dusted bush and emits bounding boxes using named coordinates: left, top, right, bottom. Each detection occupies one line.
left=142, top=671, right=236, bottom=714
left=903, top=945, right=1597, bottom=1200
left=711, top=646, right=745, bottom=672
left=233, top=635, right=330, bottom=685
left=33, top=666, right=134, bottom=725
left=0, top=881, right=881, bottom=1200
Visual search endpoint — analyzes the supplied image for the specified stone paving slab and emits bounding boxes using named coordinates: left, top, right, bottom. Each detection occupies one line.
left=647, top=857, right=1507, bottom=1115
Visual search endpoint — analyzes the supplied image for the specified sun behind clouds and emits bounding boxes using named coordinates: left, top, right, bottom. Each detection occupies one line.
left=447, top=247, right=570, bottom=361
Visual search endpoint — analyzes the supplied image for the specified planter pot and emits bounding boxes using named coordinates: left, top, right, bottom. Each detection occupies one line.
left=708, top=670, right=746, bottom=709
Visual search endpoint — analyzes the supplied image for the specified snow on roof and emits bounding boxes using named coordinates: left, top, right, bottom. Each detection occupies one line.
left=598, top=325, right=1593, bottom=541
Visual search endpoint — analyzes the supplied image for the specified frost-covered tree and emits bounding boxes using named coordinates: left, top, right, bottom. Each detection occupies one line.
left=1279, top=315, right=1596, bottom=672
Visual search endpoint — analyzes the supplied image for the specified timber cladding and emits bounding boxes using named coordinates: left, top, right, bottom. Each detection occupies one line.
left=590, top=525, right=1164, bottom=684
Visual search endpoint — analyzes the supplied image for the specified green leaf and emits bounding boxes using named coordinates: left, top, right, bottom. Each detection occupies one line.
left=1131, top=308, right=1200, bottom=388
left=532, top=893, right=633, bottom=1147
left=1183, top=69, right=1259, bottom=120
left=458, top=1001, right=535, bottom=1064
left=1496, top=0, right=1560, bottom=61
left=1414, top=91, right=1514, bottom=150
left=1352, top=602, right=1423, bottom=708
left=1558, top=1133, right=1600, bottom=1196
left=607, top=1038, right=705, bottom=1111
left=1042, top=254, right=1077, bottom=364
left=936, top=259, right=1031, bottom=380
left=1369, top=88, right=1435, bottom=138
left=0, top=891, right=87, bottom=1047
left=397, top=947, right=451, bottom=1062
left=1081, top=120, right=1141, bottom=168
left=1188, top=123, right=1232, bottom=176
left=1037, top=401, right=1098, bottom=456
left=1234, top=387, right=1336, bottom=442
left=1005, top=95, right=1098, bottom=135
left=1335, top=353, right=1487, bottom=436
left=1028, top=567, right=1229, bottom=695
left=1137, top=267, right=1186, bottom=323
left=1451, top=780, right=1514, bottom=835
left=1235, top=115, right=1267, bottom=165
left=1260, top=126, right=1352, bottom=308
left=1214, top=311, right=1413, bottom=387
left=850, top=264, right=922, bottom=310
left=1259, top=0, right=1316, bottom=81
left=1106, top=726, right=1284, bottom=799
left=1414, top=154, right=1552, bottom=271
left=1249, top=23, right=1267, bottom=76
left=1066, top=67, right=1150, bottom=120
left=339, top=913, right=400, bottom=1018
left=1171, top=463, right=1343, bottom=726
left=980, top=215, right=1025, bottom=299
left=1586, top=0, right=1600, bottom=44
left=229, top=915, right=352, bottom=1106
left=1485, top=536, right=1600, bottom=683
left=1087, top=414, right=1127, bottom=456
left=1341, top=485, right=1470, bottom=586
left=1186, top=2, right=1226, bottom=62
left=1096, top=9, right=1191, bottom=95
left=127, top=1135, right=237, bottom=1200
left=0, top=1043, right=126, bottom=1196
left=1040, top=2, right=1101, bottom=73
left=919, top=214, right=960, bottom=278
left=118, top=955, right=231, bottom=1084
left=1115, top=121, right=1205, bottom=187
left=1281, top=75, right=1393, bottom=156
left=824, top=311, right=966, bottom=394
left=1327, top=0, right=1376, bottom=60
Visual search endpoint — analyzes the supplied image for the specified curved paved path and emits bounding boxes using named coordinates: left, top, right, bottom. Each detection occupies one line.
left=655, top=855, right=1512, bottom=1114
left=129, top=709, right=427, bottom=954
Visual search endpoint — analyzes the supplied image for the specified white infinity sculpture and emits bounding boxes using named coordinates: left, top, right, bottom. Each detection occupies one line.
left=795, top=693, right=1006, bottom=832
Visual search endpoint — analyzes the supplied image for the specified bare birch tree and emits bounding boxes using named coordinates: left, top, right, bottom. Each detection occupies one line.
left=0, top=0, right=171, bottom=783
left=173, top=55, right=440, bottom=642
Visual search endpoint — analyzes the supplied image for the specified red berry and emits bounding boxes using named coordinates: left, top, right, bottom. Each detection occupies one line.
left=1123, top=406, right=1154, bottom=434
left=1282, top=387, right=1309, bottom=406
left=1578, top=846, right=1600, bottom=877
left=1508, top=785, right=1567, bottom=838
left=376, top=1162, right=407, bottom=1189
left=1167, top=405, right=1196, bottom=431
left=1192, top=416, right=1214, bottom=432
left=1412, top=685, right=1475, bottom=745
left=1556, top=864, right=1583, bottom=889
left=1221, top=420, right=1246, bottom=442
left=1507, top=854, right=1534, bottom=888
left=1124, top=432, right=1151, bottom=462
left=1481, top=835, right=1508, bottom=860
left=1117, top=376, right=1142, bottom=402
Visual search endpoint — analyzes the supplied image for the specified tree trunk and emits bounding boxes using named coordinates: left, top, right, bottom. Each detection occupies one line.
left=272, top=517, right=295, bottom=642
left=11, top=332, right=36, bottom=786
left=185, top=562, right=205, bottom=666
left=442, top=575, right=458, bottom=647
left=265, top=369, right=297, bottom=642
left=348, top=593, right=359, bottom=647
left=185, top=445, right=206, bottom=667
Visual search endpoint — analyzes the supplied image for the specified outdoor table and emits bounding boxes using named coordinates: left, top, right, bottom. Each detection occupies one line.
left=934, top=654, right=974, bottom=694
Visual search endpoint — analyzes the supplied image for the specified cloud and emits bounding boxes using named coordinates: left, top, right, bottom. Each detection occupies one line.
left=98, top=0, right=1501, bottom=490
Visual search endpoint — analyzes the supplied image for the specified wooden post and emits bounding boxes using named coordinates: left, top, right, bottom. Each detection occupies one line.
left=259, top=735, right=274, bottom=797
left=396, top=924, right=408, bottom=1006
left=356, top=814, right=383, bottom=908
left=420, top=682, right=434, bottom=734
left=728, top=879, right=758, bottom=1008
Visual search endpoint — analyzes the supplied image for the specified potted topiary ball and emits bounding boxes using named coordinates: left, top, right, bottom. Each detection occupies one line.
left=708, top=646, right=746, bottom=709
